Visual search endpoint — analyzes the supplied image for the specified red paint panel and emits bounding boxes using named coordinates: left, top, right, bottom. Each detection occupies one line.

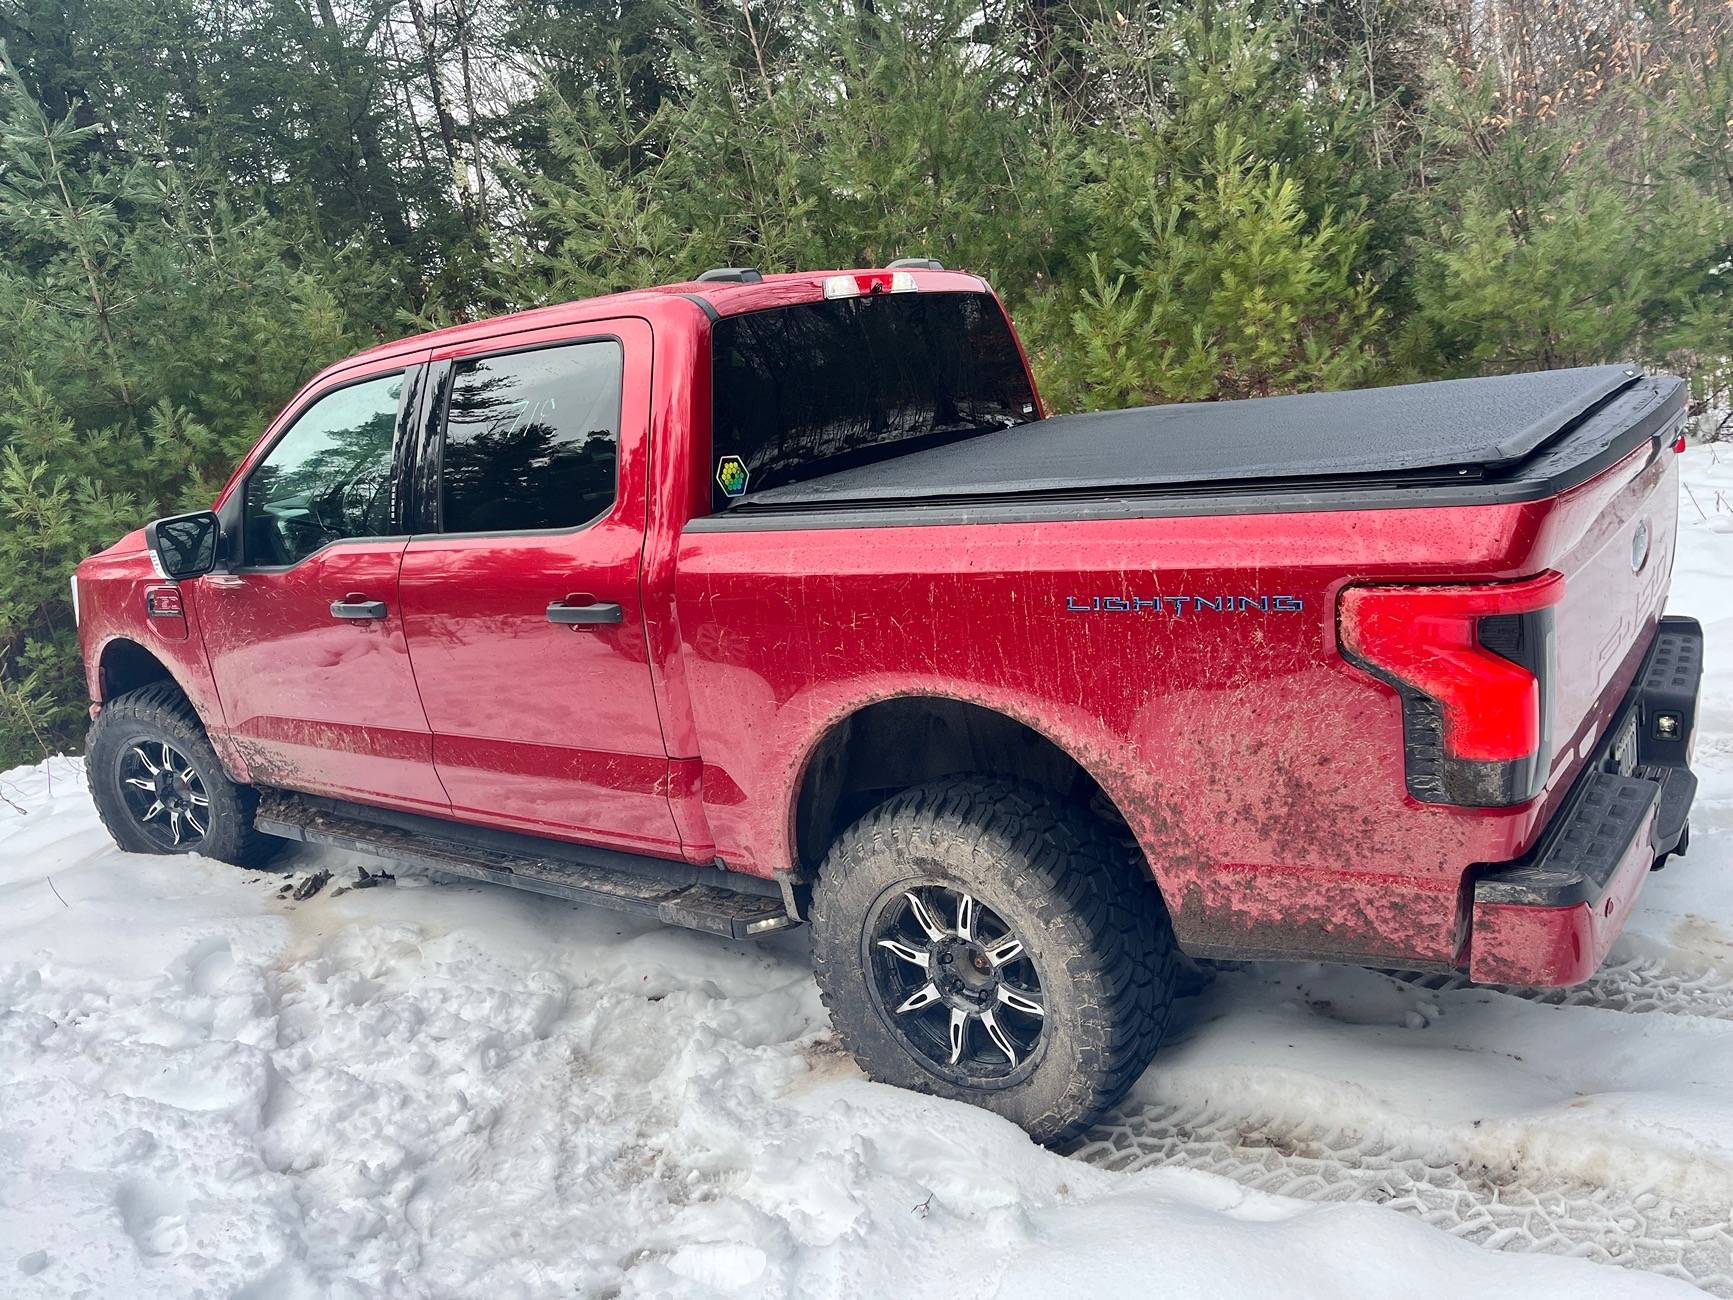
left=665, top=756, right=717, bottom=861
left=193, top=541, right=448, bottom=810
left=1537, top=446, right=1677, bottom=788
left=429, top=735, right=676, bottom=846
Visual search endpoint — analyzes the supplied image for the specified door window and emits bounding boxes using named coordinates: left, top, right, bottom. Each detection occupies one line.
left=440, top=341, right=622, bottom=534
left=243, top=372, right=404, bottom=566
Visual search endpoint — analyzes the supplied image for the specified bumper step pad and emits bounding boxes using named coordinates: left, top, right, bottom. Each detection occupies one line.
left=1474, top=773, right=1659, bottom=909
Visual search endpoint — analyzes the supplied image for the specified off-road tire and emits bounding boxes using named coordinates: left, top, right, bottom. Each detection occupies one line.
left=87, top=682, right=282, bottom=869
left=810, top=778, right=1179, bottom=1146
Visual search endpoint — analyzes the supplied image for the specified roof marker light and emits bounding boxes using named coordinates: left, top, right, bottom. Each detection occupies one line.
left=822, top=271, right=921, bottom=299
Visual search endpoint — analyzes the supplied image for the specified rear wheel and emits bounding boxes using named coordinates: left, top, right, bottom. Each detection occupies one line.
left=87, top=682, right=282, bottom=869
left=810, top=778, right=1179, bottom=1146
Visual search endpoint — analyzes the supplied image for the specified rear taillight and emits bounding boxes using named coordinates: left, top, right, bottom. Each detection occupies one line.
left=1339, top=572, right=1564, bottom=807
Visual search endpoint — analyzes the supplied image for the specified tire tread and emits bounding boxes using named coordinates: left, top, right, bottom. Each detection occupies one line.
left=86, top=682, right=281, bottom=869
left=810, top=777, right=1179, bottom=1146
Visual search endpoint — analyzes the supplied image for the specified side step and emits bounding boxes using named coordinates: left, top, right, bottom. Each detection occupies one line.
left=254, top=792, right=798, bottom=940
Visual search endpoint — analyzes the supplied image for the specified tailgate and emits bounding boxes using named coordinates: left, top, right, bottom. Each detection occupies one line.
left=1538, top=441, right=1680, bottom=802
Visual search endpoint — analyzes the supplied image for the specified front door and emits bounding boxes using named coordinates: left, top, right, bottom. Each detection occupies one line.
left=397, top=319, right=681, bottom=855
left=195, top=361, right=449, bottom=812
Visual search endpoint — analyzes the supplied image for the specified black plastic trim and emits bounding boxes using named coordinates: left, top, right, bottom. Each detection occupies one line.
left=269, top=792, right=778, bottom=895
left=547, top=600, right=623, bottom=625
left=1651, top=766, right=1697, bottom=857
left=678, top=292, right=721, bottom=323
left=404, top=358, right=448, bottom=534
left=329, top=598, right=388, bottom=620
left=253, top=791, right=795, bottom=939
left=1637, top=619, right=1703, bottom=768
left=1475, top=773, right=1659, bottom=908
left=1472, top=615, right=1702, bottom=908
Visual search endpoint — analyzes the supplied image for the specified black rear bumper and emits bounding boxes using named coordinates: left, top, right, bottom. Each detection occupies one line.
left=1474, top=615, right=1702, bottom=912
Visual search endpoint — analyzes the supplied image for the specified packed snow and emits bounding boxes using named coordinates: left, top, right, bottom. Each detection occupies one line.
left=3, top=448, right=1732, bottom=1298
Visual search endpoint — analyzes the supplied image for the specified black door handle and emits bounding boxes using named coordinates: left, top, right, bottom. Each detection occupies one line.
left=547, top=600, right=623, bottom=625
left=330, top=597, right=387, bottom=620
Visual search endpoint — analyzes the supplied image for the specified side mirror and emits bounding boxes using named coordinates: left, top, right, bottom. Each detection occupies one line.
left=145, top=510, right=222, bottom=580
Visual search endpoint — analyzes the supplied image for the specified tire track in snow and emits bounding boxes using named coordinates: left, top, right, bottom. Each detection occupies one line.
left=1394, top=957, right=1733, bottom=1021
left=1074, top=1098, right=1733, bottom=1295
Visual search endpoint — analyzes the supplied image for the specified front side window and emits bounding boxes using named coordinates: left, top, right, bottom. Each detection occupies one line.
left=440, top=340, right=622, bottom=534
left=709, top=291, right=1037, bottom=511
left=243, top=373, right=403, bottom=567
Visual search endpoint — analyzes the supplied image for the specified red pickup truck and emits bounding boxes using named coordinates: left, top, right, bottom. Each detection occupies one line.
left=74, top=264, right=1702, bottom=1143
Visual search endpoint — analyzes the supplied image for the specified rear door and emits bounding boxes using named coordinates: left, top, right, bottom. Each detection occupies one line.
left=197, top=358, right=449, bottom=810
left=397, top=318, right=682, bottom=855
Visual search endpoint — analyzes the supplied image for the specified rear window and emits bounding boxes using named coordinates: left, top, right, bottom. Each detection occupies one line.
left=709, top=291, right=1037, bottom=511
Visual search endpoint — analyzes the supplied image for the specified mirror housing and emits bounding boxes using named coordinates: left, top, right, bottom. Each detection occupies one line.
left=145, top=510, right=222, bottom=580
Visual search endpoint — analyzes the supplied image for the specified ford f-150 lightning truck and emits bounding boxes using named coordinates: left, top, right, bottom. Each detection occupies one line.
left=74, top=263, right=1704, bottom=1143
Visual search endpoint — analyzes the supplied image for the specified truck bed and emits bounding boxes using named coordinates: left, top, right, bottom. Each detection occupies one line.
left=725, top=365, right=1684, bottom=518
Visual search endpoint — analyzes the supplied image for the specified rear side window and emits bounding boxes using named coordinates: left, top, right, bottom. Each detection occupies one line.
left=440, top=340, right=622, bottom=534
left=709, top=291, right=1037, bottom=511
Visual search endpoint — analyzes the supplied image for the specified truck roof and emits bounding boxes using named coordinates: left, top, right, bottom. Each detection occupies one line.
left=334, top=267, right=990, bottom=375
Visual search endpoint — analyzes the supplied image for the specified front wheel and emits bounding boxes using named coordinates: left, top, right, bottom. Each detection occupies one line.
left=809, top=778, right=1179, bottom=1146
left=86, top=682, right=282, bottom=869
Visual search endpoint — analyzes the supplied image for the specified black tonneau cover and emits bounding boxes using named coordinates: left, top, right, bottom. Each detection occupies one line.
left=736, top=364, right=1664, bottom=511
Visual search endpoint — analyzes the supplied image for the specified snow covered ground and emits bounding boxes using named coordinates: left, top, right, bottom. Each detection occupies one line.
left=3, top=448, right=1731, bottom=1299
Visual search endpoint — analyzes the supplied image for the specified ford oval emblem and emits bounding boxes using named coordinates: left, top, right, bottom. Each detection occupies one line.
left=1631, top=518, right=1651, bottom=573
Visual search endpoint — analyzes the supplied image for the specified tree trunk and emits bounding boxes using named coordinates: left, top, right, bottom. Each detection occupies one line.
left=402, top=0, right=473, bottom=224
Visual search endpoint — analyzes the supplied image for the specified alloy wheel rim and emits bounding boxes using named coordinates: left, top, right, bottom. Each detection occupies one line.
left=117, top=740, right=209, bottom=849
left=866, top=883, right=1046, bottom=1086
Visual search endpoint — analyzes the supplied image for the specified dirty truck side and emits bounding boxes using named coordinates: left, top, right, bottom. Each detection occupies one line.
left=74, top=266, right=1704, bottom=1144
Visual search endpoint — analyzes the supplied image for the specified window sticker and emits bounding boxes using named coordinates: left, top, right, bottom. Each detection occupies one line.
left=716, top=454, right=749, bottom=499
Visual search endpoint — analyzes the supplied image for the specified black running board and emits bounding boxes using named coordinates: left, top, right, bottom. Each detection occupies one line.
left=254, top=791, right=798, bottom=940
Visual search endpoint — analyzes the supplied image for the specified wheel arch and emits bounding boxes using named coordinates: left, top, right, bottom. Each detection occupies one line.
left=90, top=636, right=245, bottom=779
left=95, top=636, right=183, bottom=703
left=790, top=693, right=1163, bottom=897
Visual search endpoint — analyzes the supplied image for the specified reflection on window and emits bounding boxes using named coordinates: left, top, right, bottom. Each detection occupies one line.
left=441, top=341, right=621, bottom=533
left=244, top=374, right=402, bottom=566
